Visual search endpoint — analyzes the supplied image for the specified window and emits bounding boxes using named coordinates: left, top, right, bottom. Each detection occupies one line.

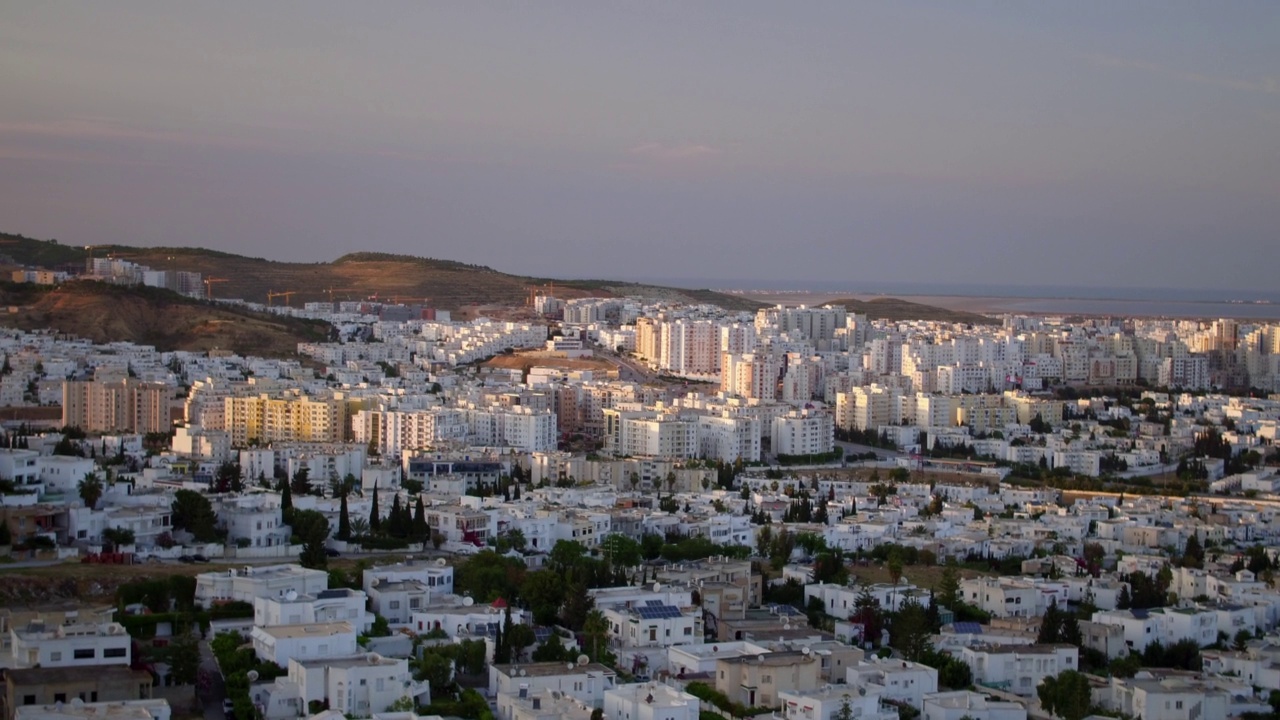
left=55, top=694, right=67, bottom=703
left=389, top=601, right=401, bottom=609
left=73, top=649, right=95, bottom=659
left=50, top=651, right=62, bottom=661
left=104, top=648, right=127, bottom=658
left=23, top=696, right=35, bottom=706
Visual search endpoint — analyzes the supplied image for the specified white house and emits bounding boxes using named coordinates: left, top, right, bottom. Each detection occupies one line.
left=601, top=604, right=702, bottom=650
left=254, top=653, right=430, bottom=720
left=489, top=661, right=618, bottom=712
left=846, top=658, right=939, bottom=708
left=778, top=684, right=898, bottom=720
left=922, top=690, right=1027, bottom=720
left=218, top=495, right=290, bottom=549
left=15, top=699, right=171, bottom=720
left=7, top=619, right=131, bottom=669
left=195, top=564, right=329, bottom=609
left=603, top=682, right=700, bottom=720
left=249, top=622, right=358, bottom=666
left=253, top=588, right=370, bottom=633
left=958, top=644, right=1078, bottom=696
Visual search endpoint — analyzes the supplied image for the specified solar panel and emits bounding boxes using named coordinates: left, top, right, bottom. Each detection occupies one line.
left=635, top=605, right=684, bottom=620
left=646, top=600, right=664, bottom=607
left=952, top=622, right=983, bottom=635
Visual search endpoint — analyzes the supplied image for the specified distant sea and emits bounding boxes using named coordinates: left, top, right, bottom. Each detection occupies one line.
left=629, top=278, right=1280, bottom=320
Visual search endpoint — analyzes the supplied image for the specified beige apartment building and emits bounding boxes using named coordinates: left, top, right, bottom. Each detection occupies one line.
left=61, top=379, right=170, bottom=434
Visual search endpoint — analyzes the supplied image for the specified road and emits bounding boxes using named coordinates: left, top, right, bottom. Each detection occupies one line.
left=199, top=636, right=228, bottom=720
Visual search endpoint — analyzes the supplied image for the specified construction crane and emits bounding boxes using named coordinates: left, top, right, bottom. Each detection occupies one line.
left=203, top=277, right=229, bottom=300
left=266, top=290, right=296, bottom=307
left=527, top=281, right=556, bottom=306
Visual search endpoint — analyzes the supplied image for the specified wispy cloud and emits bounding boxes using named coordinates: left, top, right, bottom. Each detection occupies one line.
left=627, top=142, right=721, bottom=161
left=0, top=117, right=269, bottom=149
left=1085, top=53, right=1279, bottom=95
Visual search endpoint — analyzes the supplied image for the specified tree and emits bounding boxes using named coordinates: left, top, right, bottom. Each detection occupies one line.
left=521, top=570, right=567, bottom=626
left=369, top=483, right=381, bottom=534
left=0, top=520, right=10, bottom=546
left=1234, top=628, right=1253, bottom=652
left=102, top=527, right=135, bottom=550
left=453, top=550, right=526, bottom=603
left=506, top=623, right=536, bottom=662
left=413, top=496, right=427, bottom=538
left=167, top=630, right=201, bottom=685
left=337, top=493, right=351, bottom=541
left=937, top=563, right=961, bottom=611
left=890, top=597, right=931, bottom=662
left=292, top=509, right=331, bottom=570
left=1037, top=670, right=1093, bottom=720
left=215, top=462, right=243, bottom=494
left=1181, top=534, right=1204, bottom=569
left=414, top=652, right=453, bottom=691
left=290, top=466, right=311, bottom=495
left=171, top=489, right=219, bottom=542
left=532, top=633, right=572, bottom=662
left=582, top=609, right=612, bottom=664
left=278, top=476, right=293, bottom=518
left=602, top=534, right=641, bottom=569
left=78, top=472, right=104, bottom=509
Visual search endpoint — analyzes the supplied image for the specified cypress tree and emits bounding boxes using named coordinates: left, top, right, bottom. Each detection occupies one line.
left=337, top=492, right=351, bottom=541
left=413, top=496, right=427, bottom=538
left=369, top=483, right=381, bottom=534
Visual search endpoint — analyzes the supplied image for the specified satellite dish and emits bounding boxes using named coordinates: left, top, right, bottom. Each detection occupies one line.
left=567, top=663, right=575, bottom=670
left=285, top=590, right=298, bottom=602
left=246, top=670, right=259, bottom=682
left=463, top=597, right=475, bottom=606
left=783, top=622, right=792, bottom=630
left=519, top=669, right=527, bottom=676
left=653, top=582, right=661, bottom=592
left=802, top=647, right=811, bottom=656
left=436, top=558, right=447, bottom=567
left=577, top=654, right=589, bottom=667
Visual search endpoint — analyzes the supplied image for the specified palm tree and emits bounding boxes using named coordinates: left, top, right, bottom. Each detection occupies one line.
left=79, top=472, right=104, bottom=509
left=349, top=516, right=370, bottom=538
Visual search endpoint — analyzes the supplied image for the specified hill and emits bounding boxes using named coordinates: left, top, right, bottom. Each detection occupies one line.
left=0, top=233, right=764, bottom=312
left=0, top=281, right=332, bottom=358
left=826, top=297, right=998, bottom=325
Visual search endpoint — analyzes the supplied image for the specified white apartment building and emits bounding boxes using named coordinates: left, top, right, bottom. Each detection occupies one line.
left=771, top=409, right=834, bottom=457
left=720, top=352, right=778, bottom=401
left=696, top=414, right=761, bottom=463
left=366, top=580, right=430, bottom=626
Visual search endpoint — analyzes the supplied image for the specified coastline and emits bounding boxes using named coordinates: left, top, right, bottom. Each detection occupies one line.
left=736, top=291, right=1280, bottom=321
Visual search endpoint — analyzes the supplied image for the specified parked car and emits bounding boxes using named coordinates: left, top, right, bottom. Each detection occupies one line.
left=192, top=554, right=210, bottom=563
left=325, top=548, right=340, bottom=557
left=178, top=555, right=195, bottom=563
left=222, top=699, right=235, bottom=719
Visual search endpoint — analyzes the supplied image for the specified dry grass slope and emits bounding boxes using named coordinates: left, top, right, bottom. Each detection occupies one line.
left=0, top=281, right=331, bottom=358
left=0, top=232, right=761, bottom=311
left=826, top=296, right=998, bottom=325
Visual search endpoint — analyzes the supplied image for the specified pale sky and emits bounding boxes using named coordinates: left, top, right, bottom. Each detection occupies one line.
left=1, top=2, right=1277, bottom=291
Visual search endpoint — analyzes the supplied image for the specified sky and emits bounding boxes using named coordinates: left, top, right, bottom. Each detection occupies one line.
left=1, top=2, right=1277, bottom=293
